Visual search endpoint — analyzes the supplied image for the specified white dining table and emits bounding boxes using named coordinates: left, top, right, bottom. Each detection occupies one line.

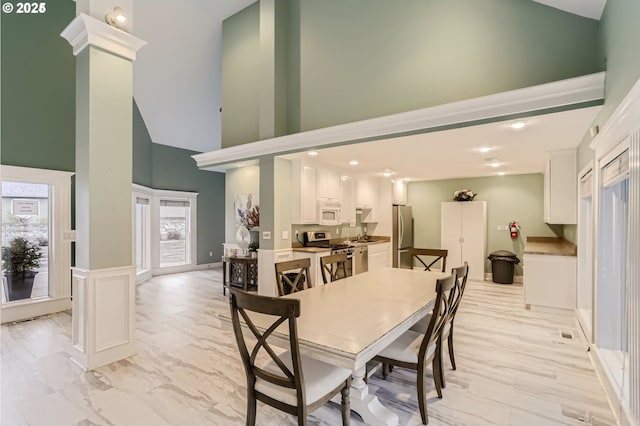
left=221, top=267, right=447, bottom=426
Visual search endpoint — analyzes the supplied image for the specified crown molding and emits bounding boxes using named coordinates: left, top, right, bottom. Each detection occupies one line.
left=193, top=72, right=605, bottom=170
left=61, top=13, right=146, bottom=61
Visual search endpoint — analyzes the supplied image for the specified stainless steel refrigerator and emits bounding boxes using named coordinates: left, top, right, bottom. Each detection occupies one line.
left=392, top=205, right=413, bottom=268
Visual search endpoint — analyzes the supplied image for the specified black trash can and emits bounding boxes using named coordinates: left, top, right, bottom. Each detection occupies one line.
left=487, top=250, right=520, bottom=284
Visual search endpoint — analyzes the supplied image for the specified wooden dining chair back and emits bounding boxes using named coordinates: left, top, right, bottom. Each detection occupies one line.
left=229, top=288, right=351, bottom=426
left=275, top=258, right=312, bottom=296
left=373, top=272, right=457, bottom=425
left=409, top=248, right=448, bottom=272
left=441, top=262, right=469, bottom=373
left=319, top=253, right=351, bottom=284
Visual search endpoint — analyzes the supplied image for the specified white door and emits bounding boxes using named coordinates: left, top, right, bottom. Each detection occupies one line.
left=440, top=203, right=462, bottom=270
left=461, top=202, right=486, bottom=281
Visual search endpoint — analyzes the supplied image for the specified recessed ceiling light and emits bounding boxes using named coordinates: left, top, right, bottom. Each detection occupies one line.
left=510, top=121, right=526, bottom=129
left=382, top=168, right=393, bottom=177
left=497, top=171, right=507, bottom=176
left=488, top=162, right=502, bottom=168
left=307, top=151, right=318, bottom=156
left=349, top=160, right=359, bottom=166
left=478, top=146, right=494, bottom=153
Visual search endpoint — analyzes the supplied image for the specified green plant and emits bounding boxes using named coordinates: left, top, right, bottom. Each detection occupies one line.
left=1, top=237, right=42, bottom=273
left=248, top=241, right=259, bottom=252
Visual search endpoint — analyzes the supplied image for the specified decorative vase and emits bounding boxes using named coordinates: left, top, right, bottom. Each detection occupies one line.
left=236, top=226, right=250, bottom=254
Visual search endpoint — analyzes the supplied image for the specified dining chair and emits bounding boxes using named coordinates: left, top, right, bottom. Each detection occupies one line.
left=411, top=263, right=469, bottom=390
left=319, top=253, right=351, bottom=284
left=409, top=248, right=448, bottom=272
left=373, top=272, right=456, bottom=425
left=275, top=258, right=312, bottom=296
left=229, top=288, right=352, bottom=426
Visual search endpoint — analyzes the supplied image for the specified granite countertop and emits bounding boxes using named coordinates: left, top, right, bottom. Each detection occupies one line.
left=524, top=237, right=577, bottom=256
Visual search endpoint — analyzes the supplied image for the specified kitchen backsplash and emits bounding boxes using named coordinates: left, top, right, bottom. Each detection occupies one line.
left=291, top=221, right=365, bottom=244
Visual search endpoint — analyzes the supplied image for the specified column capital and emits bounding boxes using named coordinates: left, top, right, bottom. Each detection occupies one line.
left=61, top=13, right=146, bottom=61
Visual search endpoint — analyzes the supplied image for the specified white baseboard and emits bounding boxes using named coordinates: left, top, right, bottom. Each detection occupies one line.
left=195, top=262, right=222, bottom=270
left=0, top=297, right=72, bottom=324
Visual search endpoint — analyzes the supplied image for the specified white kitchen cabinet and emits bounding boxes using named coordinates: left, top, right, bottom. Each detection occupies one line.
left=291, top=160, right=317, bottom=224
left=524, top=253, right=576, bottom=309
left=544, top=149, right=577, bottom=224
left=368, top=242, right=391, bottom=271
left=440, top=201, right=487, bottom=281
left=357, top=177, right=378, bottom=222
left=340, top=175, right=356, bottom=225
left=317, top=167, right=340, bottom=201
left=392, top=180, right=407, bottom=205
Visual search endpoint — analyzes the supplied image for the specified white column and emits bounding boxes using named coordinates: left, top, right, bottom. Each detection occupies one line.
left=61, top=13, right=146, bottom=371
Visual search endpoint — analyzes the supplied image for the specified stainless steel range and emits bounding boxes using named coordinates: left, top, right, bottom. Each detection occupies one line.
left=303, top=231, right=367, bottom=275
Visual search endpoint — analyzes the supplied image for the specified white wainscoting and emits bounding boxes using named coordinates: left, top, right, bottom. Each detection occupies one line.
left=257, top=249, right=293, bottom=297
left=71, top=266, right=136, bottom=371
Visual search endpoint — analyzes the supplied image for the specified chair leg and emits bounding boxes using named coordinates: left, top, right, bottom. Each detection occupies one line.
left=246, top=392, right=256, bottom=426
left=417, top=366, right=429, bottom=424
left=297, top=407, right=307, bottom=426
left=432, top=348, right=443, bottom=399
left=382, top=362, right=389, bottom=379
left=341, top=379, right=351, bottom=426
left=448, top=326, right=457, bottom=370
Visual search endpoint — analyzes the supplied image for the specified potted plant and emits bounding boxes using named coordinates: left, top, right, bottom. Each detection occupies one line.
left=1, top=237, right=42, bottom=301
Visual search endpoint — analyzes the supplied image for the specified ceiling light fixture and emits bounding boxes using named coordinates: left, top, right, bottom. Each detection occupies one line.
left=497, top=171, right=507, bottom=176
left=382, top=168, right=393, bottom=177
left=307, top=151, right=318, bottom=156
left=478, top=146, right=494, bottom=153
left=510, top=121, right=526, bottom=129
left=349, top=160, right=359, bottom=166
left=105, top=6, right=127, bottom=28
left=488, top=162, right=502, bottom=168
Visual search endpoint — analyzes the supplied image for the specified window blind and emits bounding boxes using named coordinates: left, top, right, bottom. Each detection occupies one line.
left=602, top=150, right=630, bottom=188
left=160, top=199, right=190, bottom=207
left=579, top=169, right=593, bottom=198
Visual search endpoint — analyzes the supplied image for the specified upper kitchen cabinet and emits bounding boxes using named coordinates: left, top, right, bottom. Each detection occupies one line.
left=544, top=149, right=577, bottom=224
left=317, top=167, right=340, bottom=201
left=392, top=180, right=407, bottom=205
left=357, top=176, right=378, bottom=222
left=340, top=175, right=356, bottom=225
left=291, top=159, right=317, bottom=224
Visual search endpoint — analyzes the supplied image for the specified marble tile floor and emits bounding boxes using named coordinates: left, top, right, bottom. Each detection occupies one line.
left=1, top=269, right=616, bottom=426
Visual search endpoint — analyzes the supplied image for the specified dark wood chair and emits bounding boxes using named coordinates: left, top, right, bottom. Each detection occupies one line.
left=373, top=272, right=456, bottom=425
left=410, top=263, right=469, bottom=392
left=319, top=253, right=351, bottom=284
left=229, top=288, right=352, bottom=426
left=409, top=248, right=448, bottom=272
left=275, top=259, right=312, bottom=296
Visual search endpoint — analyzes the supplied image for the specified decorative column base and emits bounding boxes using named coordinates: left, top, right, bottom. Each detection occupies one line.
left=71, top=265, right=136, bottom=371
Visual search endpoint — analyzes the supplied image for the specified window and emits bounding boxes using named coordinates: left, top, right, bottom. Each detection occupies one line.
left=577, top=167, right=594, bottom=339
left=597, top=147, right=630, bottom=396
left=159, top=199, right=191, bottom=267
left=0, top=166, right=73, bottom=323
left=134, top=196, right=150, bottom=274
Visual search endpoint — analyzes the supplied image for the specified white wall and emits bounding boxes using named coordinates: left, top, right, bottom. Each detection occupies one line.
left=225, top=165, right=259, bottom=242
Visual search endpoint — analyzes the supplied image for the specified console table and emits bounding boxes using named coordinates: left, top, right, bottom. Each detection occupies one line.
left=222, top=255, right=258, bottom=295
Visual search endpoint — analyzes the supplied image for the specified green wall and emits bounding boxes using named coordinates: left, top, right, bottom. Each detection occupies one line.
left=1, top=2, right=226, bottom=267
left=221, top=0, right=603, bottom=146
left=1, top=0, right=75, bottom=171
left=408, top=173, right=562, bottom=276
left=151, top=143, right=226, bottom=265
left=221, top=2, right=260, bottom=148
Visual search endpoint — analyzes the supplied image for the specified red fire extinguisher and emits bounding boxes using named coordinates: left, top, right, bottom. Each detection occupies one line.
left=509, top=221, right=519, bottom=239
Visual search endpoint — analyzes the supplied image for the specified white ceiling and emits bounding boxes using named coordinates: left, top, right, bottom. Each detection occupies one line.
left=131, top=0, right=605, bottom=154
left=133, top=0, right=255, bottom=153
left=282, top=106, right=601, bottom=182
left=532, top=0, right=607, bottom=20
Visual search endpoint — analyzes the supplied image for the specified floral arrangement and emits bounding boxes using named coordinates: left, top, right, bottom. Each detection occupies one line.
left=453, top=189, right=477, bottom=201
left=237, top=194, right=260, bottom=230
